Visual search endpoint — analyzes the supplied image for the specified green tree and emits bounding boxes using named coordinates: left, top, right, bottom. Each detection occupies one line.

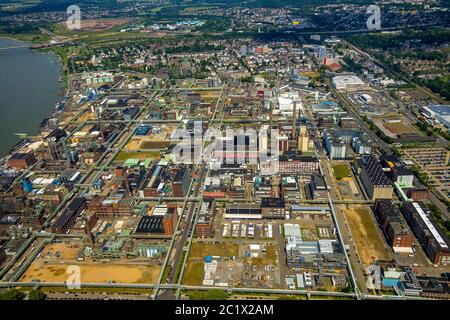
left=0, top=288, right=25, bottom=300
left=188, top=289, right=228, bottom=300
left=28, top=289, right=46, bottom=300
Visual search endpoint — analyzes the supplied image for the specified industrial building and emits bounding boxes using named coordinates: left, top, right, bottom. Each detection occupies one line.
left=422, top=104, right=450, bottom=130
left=354, top=155, right=393, bottom=200
left=323, top=130, right=372, bottom=159
left=374, top=199, right=414, bottom=253
left=276, top=155, right=320, bottom=175
left=7, top=152, right=37, bottom=170
left=308, top=173, right=328, bottom=200
left=51, top=197, right=86, bottom=234
left=261, top=197, right=286, bottom=219
left=135, top=205, right=177, bottom=236
left=172, top=166, right=191, bottom=197
left=351, top=133, right=372, bottom=155
left=284, top=223, right=339, bottom=268
left=339, top=117, right=359, bottom=129
left=331, top=75, right=365, bottom=91
left=224, top=203, right=262, bottom=219
left=401, top=202, right=450, bottom=265
left=323, top=130, right=346, bottom=160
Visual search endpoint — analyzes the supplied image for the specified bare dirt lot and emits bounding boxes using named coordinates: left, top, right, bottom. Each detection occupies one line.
left=40, top=243, right=81, bottom=260
left=383, top=122, right=414, bottom=135
left=20, top=261, right=161, bottom=284
left=345, top=206, right=390, bottom=265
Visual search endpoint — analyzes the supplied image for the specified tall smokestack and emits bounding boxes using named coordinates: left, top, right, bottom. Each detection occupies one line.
left=96, top=104, right=105, bottom=141
left=269, top=100, right=273, bottom=132
left=292, top=100, right=297, bottom=141
left=124, top=168, right=131, bottom=194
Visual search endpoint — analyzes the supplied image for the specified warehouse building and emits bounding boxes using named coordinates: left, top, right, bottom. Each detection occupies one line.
left=331, top=75, right=365, bottom=91
left=374, top=199, right=414, bottom=253
left=422, top=104, right=450, bottom=130
left=323, top=130, right=346, bottom=160
left=351, top=133, right=372, bottom=155
left=261, top=197, right=286, bottom=219
left=276, top=155, right=320, bottom=175
left=7, top=152, right=37, bottom=170
left=354, top=155, right=393, bottom=200
left=308, top=173, right=328, bottom=200
left=401, top=202, right=450, bottom=265
left=51, top=197, right=86, bottom=234
left=224, top=203, right=262, bottom=219
left=172, top=166, right=191, bottom=197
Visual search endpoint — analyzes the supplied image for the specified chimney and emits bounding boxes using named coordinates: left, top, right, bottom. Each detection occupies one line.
left=96, top=104, right=105, bottom=141
left=269, top=100, right=273, bottom=132
left=292, top=100, right=297, bottom=141
left=124, top=168, right=131, bottom=194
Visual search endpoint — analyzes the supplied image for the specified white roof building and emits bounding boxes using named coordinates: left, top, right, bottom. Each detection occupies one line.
left=332, top=75, right=365, bottom=91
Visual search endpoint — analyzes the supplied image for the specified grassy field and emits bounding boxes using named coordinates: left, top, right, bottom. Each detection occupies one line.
left=115, top=151, right=160, bottom=161
left=189, top=243, right=239, bottom=258
left=139, top=141, right=171, bottom=149
left=345, top=206, right=390, bottom=265
left=265, top=244, right=277, bottom=264
left=333, top=164, right=351, bottom=180
left=183, top=261, right=204, bottom=286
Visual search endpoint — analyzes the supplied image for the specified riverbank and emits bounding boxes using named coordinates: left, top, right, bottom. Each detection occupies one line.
left=0, top=37, right=64, bottom=156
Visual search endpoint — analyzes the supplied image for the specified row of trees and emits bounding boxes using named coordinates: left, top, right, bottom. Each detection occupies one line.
left=0, top=288, right=45, bottom=300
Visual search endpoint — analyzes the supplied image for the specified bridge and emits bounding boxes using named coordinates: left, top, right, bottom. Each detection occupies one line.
left=0, top=42, right=72, bottom=52
left=0, top=45, right=30, bottom=51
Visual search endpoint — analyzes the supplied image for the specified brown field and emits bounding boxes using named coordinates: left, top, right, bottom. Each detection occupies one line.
left=40, top=243, right=81, bottom=260
left=20, top=261, right=161, bottom=284
left=81, top=18, right=131, bottom=30
left=383, top=122, right=414, bottom=134
left=125, top=138, right=143, bottom=150
left=345, top=206, right=390, bottom=265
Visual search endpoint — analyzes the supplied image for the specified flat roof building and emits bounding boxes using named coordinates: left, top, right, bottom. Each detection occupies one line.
left=401, top=202, right=450, bottom=265
left=374, top=199, right=414, bottom=253
left=225, top=203, right=262, bottom=219
left=331, top=75, right=365, bottom=91
left=355, top=155, right=393, bottom=200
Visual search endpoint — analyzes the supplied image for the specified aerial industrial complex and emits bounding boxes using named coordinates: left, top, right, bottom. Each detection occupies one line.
left=0, top=0, right=449, bottom=302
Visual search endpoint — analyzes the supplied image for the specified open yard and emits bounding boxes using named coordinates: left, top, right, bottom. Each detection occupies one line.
left=183, top=242, right=239, bottom=285
left=115, top=151, right=160, bottom=161
left=383, top=122, right=414, bottom=134
left=20, top=261, right=161, bottom=284
left=183, top=260, right=204, bottom=285
left=40, top=242, right=81, bottom=260
left=345, top=206, right=390, bottom=265
left=139, top=140, right=171, bottom=149
left=189, top=242, right=239, bottom=259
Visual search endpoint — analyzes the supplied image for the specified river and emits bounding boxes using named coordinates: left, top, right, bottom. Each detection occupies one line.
left=0, top=37, right=62, bottom=157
